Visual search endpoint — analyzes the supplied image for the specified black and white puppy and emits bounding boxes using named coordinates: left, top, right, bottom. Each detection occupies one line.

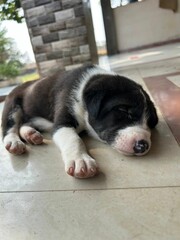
left=1, top=64, right=158, bottom=178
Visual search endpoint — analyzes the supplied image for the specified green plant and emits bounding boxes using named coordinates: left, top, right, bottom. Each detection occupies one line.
left=0, top=25, right=23, bottom=80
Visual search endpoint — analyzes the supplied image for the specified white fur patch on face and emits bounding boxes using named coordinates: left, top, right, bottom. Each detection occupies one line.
left=70, top=66, right=116, bottom=132
left=112, top=125, right=151, bottom=156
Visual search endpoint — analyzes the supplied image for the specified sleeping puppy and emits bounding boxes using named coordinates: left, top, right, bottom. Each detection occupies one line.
left=1, top=64, right=158, bottom=178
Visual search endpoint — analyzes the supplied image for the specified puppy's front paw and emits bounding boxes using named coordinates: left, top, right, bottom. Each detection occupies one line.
left=65, top=155, right=99, bottom=178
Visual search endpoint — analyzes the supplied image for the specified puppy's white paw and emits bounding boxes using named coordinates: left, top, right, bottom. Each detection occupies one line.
left=65, top=155, right=99, bottom=178
left=4, top=133, right=26, bottom=155
left=20, top=126, right=43, bottom=145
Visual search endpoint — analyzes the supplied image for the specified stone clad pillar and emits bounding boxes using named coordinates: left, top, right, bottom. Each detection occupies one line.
left=21, top=0, right=97, bottom=76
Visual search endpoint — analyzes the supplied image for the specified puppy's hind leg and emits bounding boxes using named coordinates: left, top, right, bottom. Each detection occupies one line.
left=19, top=125, right=43, bottom=145
left=19, top=117, right=53, bottom=144
left=2, top=97, right=26, bottom=155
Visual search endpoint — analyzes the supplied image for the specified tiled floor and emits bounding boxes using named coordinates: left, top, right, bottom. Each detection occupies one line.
left=144, top=71, right=180, bottom=145
left=0, top=43, right=180, bottom=240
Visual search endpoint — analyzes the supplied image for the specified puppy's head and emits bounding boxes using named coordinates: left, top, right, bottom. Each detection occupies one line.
left=84, top=74, right=158, bottom=156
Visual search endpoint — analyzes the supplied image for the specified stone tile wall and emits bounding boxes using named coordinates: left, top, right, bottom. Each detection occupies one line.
left=21, top=0, right=97, bottom=76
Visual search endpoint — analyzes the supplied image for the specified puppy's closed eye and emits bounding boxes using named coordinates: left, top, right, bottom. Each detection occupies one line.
left=113, top=105, right=133, bottom=119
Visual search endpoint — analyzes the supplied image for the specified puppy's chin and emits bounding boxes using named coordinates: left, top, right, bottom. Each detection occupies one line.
left=112, top=146, right=150, bottom=156
left=114, top=148, right=150, bottom=156
left=113, top=148, right=135, bottom=156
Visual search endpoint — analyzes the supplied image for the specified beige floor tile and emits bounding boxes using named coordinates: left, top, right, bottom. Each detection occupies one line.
left=168, top=75, right=180, bottom=88
left=137, top=58, right=180, bottom=78
left=100, top=43, right=180, bottom=72
left=0, top=187, right=180, bottom=240
left=110, top=57, right=180, bottom=79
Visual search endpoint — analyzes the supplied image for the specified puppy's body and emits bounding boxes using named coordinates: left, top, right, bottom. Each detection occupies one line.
left=1, top=65, right=158, bottom=178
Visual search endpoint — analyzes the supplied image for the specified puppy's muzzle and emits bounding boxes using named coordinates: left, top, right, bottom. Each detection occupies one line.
left=112, top=126, right=151, bottom=156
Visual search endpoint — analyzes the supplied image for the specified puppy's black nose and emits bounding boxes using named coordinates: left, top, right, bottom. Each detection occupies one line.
left=133, top=140, right=149, bottom=154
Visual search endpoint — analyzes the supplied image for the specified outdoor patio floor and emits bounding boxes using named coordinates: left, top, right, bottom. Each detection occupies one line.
left=0, top=43, right=180, bottom=240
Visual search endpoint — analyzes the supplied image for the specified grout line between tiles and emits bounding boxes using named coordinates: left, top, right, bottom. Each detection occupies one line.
left=0, top=185, right=180, bottom=194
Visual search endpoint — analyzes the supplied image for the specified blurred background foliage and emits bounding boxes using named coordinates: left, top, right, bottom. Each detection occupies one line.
left=0, top=0, right=23, bottom=23
left=0, top=25, right=23, bottom=81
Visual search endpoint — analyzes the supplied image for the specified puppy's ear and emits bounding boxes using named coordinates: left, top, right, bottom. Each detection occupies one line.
left=142, top=88, right=158, bottom=129
left=83, top=90, right=105, bottom=119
